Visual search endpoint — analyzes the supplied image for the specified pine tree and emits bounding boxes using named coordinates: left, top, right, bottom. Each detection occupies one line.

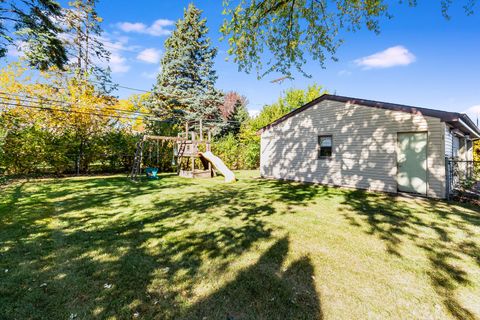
left=230, top=100, right=250, bottom=132
left=0, top=0, right=68, bottom=70
left=220, top=92, right=250, bottom=136
left=151, top=3, right=223, bottom=129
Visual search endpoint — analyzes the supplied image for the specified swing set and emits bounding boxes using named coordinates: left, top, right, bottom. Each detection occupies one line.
left=129, top=119, right=235, bottom=182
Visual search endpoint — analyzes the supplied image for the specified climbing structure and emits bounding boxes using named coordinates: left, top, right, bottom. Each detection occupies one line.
left=130, top=120, right=228, bottom=181
left=175, top=120, right=214, bottom=179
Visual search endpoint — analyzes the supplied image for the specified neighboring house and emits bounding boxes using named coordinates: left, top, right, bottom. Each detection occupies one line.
left=259, top=94, right=480, bottom=199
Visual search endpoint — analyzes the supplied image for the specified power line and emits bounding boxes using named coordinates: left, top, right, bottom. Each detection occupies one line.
left=0, top=100, right=138, bottom=120
left=0, top=95, right=179, bottom=122
left=0, top=97, right=242, bottom=124
left=0, top=91, right=153, bottom=117
left=0, top=88, right=244, bottom=124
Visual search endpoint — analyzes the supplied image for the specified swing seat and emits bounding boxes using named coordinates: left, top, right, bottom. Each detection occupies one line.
left=145, top=167, right=159, bottom=179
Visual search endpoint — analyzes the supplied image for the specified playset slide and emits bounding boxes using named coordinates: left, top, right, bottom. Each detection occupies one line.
left=199, top=151, right=236, bottom=183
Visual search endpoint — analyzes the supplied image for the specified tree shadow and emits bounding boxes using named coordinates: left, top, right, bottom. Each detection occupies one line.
left=185, top=237, right=323, bottom=320
left=340, top=189, right=480, bottom=320
left=0, top=175, right=287, bottom=319
left=264, top=179, right=334, bottom=204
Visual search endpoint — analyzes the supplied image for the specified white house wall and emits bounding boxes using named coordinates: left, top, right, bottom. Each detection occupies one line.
left=445, top=125, right=453, bottom=157
left=260, top=99, right=446, bottom=198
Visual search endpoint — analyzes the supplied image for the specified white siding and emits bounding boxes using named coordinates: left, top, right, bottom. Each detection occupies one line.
left=445, top=126, right=453, bottom=157
left=260, top=100, right=446, bottom=198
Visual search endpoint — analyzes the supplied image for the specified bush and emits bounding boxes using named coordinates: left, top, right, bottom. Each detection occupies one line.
left=243, top=140, right=260, bottom=169
left=212, top=133, right=240, bottom=169
left=212, top=133, right=260, bottom=170
left=1, top=125, right=48, bottom=174
left=0, top=123, right=140, bottom=175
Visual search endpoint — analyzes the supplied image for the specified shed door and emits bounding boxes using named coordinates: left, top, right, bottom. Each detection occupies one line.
left=397, top=132, right=428, bottom=195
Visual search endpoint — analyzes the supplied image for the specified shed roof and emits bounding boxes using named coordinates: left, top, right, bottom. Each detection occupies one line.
left=259, top=94, right=480, bottom=138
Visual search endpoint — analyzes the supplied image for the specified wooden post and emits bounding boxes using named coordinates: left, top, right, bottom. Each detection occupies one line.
left=156, top=141, right=159, bottom=166
left=207, top=130, right=211, bottom=151
left=199, top=119, right=203, bottom=141
left=185, top=121, right=189, bottom=139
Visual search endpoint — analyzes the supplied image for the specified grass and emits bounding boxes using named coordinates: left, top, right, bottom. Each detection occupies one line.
left=0, top=171, right=479, bottom=320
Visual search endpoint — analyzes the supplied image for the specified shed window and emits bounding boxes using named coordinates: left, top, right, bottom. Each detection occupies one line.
left=452, top=136, right=460, bottom=158
left=318, top=135, right=332, bottom=158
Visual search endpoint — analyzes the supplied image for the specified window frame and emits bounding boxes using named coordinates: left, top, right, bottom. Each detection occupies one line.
left=317, top=135, right=333, bottom=159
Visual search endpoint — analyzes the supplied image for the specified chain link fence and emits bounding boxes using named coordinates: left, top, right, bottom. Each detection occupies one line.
left=446, top=158, right=480, bottom=199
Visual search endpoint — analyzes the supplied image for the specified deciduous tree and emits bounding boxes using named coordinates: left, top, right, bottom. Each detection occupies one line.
left=221, top=0, right=477, bottom=77
left=220, top=91, right=250, bottom=135
left=62, top=0, right=114, bottom=94
left=0, top=62, right=135, bottom=174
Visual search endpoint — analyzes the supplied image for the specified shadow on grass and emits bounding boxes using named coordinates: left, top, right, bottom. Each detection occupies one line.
left=185, top=237, right=322, bottom=319
left=259, top=178, right=334, bottom=205
left=10, top=173, right=480, bottom=319
left=341, top=189, right=480, bottom=320
left=0, top=174, right=325, bottom=319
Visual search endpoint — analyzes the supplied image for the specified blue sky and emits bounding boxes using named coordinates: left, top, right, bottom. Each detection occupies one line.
left=8, top=1, right=480, bottom=120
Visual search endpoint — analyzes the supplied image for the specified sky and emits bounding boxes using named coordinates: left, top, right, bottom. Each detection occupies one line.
left=7, top=0, right=480, bottom=120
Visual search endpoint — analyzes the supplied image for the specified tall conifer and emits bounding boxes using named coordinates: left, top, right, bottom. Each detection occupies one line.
left=151, top=4, right=223, bottom=128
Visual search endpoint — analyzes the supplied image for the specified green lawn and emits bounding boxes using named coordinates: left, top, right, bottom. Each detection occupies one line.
left=1, top=171, right=479, bottom=320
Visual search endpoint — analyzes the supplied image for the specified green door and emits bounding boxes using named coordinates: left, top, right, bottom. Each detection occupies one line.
left=397, top=132, right=428, bottom=195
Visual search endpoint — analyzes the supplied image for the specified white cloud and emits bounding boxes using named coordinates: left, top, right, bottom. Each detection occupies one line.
left=117, top=19, right=175, bottom=36
left=141, top=65, right=162, bottom=79
left=110, top=53, right=130, bottom=73
left=6, top=31, right=133, bottom=74
left=141, top=71, right=157, bottom=79
left=7, top=41, right=28, bottom=57
left=118, top=22, right=146, bottom=33
left=464, top=105, right=480, bottom=123
left=7, top=45, right=21, bottom=57
left=98, top=33, right=136, bottom=73
left=337, top=70, right=352, bottom=77
left=148, top=19, right=175, bottom=36
left=137, top=48, right=161, bottom=64
left=248, top=109, right=260, bottom=117
left=99, top=34, right=142, bottom=53
left=355, top=45, right=416, bottom=69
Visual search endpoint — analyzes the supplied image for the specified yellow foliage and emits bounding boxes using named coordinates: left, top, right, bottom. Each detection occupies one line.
left=474, top=140, right=480, bottom=162
left=0, top=61, right=147, bottom=136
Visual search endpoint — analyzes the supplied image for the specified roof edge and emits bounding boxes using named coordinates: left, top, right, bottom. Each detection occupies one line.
left=257, top=94, right=472, bottom=134
left=257, top=94, right=330, bottom=134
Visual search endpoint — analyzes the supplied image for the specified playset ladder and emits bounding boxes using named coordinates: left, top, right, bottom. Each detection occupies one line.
left=129, top=140, right=144, bottom=180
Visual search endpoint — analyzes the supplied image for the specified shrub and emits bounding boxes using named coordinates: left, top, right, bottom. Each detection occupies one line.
left=212, top=133, right=260, bottom=170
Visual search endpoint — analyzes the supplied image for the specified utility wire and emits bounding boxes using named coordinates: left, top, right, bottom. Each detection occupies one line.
left=0, top=78, right=244, bottom=124
left=0, top=97, right=242, bottom=124
left=0, top=91, right=153, bottom=117
left=0, top=96, right=180, bottom=122
left=0, top=100, right=139, bottom=120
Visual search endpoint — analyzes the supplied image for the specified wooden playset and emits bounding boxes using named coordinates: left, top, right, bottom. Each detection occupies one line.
left=129, top=120, right=235, bottom=182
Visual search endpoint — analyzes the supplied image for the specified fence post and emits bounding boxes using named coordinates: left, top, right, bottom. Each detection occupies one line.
left=445, top=157, right=450, bottom=200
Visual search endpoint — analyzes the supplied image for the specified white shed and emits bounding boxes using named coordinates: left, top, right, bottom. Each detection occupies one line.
left=259, top=94, right=480, bottom=199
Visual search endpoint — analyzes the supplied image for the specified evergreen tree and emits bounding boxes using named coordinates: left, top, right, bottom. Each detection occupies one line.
left=0, top=0, right=68, bottom=70
left=220, top=93, right=250, bottom=136
left=150, top=3, right=223, bottom=130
